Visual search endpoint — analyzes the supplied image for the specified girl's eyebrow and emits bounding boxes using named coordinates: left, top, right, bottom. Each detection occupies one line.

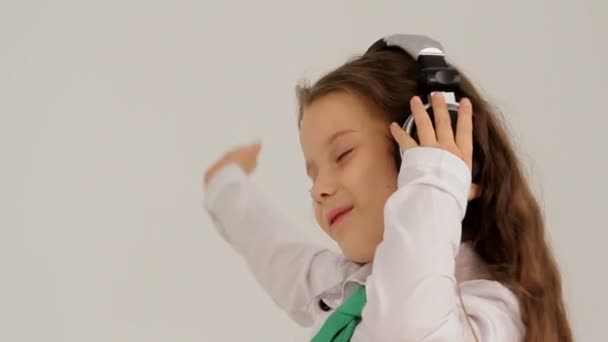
left=325, top=129, right=358, bottom=146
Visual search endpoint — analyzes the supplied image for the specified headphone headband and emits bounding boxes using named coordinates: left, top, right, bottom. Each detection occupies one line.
left=366, top=34, right=461, bottom=98
left=367, top=34, right=445, bottom=60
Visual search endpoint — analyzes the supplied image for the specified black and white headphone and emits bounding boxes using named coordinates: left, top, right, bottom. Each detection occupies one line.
left=365, top=34, right=482, bottom=182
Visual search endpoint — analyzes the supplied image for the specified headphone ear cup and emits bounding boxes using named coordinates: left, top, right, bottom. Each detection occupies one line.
left=408, top=106, right=459, bottom=145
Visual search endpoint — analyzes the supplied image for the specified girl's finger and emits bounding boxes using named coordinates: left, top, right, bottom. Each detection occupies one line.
left=455, top=97, right=474, bottom=168
left=390, top=122, right=417, bottom=152
left=432, top=93, right=455, bottom=145
left=248, top=140, right=262, bottom=155
left=410, top=96, right=437, bottom=146
left=239, top=141, right=263, bottom=172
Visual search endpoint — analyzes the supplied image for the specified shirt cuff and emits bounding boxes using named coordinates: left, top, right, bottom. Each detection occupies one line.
left=398, top=147, right=473, bottom=216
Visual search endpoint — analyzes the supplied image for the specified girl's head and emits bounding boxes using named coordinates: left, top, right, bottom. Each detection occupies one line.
left=296, top=43, right=572, bottom=342
left=298, top=88, right=399, bottom=263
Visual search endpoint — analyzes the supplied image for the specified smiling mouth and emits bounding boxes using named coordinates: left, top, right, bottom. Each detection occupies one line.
left=329, top=207, right=353, bottom=227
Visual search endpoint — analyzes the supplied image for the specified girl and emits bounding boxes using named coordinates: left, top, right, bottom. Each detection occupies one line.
left=202, top=34, right=573, bottom=341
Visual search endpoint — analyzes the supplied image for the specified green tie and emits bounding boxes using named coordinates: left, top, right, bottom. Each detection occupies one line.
left=311, top=285, right=367, bottom=342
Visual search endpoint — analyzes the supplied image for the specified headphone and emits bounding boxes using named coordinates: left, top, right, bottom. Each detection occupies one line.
left=365, top=34, right=482, bottom=182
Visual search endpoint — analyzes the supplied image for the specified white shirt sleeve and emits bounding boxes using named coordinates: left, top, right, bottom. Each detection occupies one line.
left=355, top=147, right=524, bottom=341
left=202, top=163, right=362, bottom=327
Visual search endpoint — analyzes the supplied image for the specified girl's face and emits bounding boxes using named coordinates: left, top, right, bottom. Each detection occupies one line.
left=299, top=90, right=399, bottom=263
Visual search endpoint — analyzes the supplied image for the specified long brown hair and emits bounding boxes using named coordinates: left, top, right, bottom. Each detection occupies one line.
left=295, top=49, right=573, bottom=342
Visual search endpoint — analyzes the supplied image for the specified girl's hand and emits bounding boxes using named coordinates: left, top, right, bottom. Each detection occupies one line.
left=203, top=141, right=262, bottom=185
left=389, top=93, right=474, bottom=171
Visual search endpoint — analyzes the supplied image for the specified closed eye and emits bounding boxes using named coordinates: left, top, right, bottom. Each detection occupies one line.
left=336, top=148, right=353, bottom=162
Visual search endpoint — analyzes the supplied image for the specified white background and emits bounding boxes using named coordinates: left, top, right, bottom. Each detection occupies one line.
left=1, top=0, right=606, bottom=340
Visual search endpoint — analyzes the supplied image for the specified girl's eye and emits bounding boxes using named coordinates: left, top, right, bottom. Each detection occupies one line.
left=336, top=148, right=353, bottom=162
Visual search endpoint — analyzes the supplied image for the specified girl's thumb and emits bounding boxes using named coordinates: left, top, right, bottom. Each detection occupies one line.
left=390, top=122, right=416, bottom=150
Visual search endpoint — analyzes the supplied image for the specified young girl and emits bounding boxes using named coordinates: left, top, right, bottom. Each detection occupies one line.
left=202, top=34, right=573, bottom=341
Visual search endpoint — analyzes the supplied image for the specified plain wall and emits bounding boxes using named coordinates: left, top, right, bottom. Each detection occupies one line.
left=1, top=0, right=606, bottom=340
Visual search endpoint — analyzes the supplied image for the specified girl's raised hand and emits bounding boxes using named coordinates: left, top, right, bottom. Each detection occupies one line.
left=203, top=141, right=262, bottom=185
left=389, top=93, right=474, bottom=171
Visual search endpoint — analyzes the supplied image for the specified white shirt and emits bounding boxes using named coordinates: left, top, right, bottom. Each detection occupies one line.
left=202, top=147, right=525, bottom=341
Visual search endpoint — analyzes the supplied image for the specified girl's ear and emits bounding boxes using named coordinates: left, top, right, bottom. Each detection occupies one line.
left=468, top=183, right=481, bottom=201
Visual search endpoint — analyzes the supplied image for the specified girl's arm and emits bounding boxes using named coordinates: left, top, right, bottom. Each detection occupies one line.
left=355, top=147, right=523, bottom=341
left=202, top=162, right=361, bottom=327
